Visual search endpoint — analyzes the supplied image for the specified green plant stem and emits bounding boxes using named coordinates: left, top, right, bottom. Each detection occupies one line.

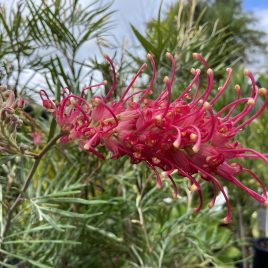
left=1, top=133, right=64, bottom=239
left=136, top=192, right=152, bottom=253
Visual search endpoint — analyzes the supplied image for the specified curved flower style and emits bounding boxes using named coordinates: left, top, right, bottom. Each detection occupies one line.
left=40, top=53, right=268, bottom=223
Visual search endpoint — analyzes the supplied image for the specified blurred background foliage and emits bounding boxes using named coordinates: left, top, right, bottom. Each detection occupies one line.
left=0, top=0, right=268, bottom=267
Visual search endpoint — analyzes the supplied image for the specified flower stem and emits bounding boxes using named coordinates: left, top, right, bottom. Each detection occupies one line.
left=1, top=133, right=64, bottom=239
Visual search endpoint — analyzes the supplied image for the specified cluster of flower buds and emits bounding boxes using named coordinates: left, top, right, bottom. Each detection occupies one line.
left=40, top=52, right=268, bottom=223
left=0, top=85, right=25, bottom=155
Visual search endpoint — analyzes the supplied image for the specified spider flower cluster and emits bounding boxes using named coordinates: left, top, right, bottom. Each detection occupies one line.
left=40, top=53, right=268, bottom=223
left=0, top=86, right=25, bottom=155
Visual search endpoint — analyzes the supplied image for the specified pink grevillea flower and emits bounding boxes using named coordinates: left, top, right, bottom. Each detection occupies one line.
left=40, top=52, right=268, bottom=223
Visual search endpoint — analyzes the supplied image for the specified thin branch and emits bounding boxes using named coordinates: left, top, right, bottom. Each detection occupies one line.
left=1, top=132, right=64, bottom=239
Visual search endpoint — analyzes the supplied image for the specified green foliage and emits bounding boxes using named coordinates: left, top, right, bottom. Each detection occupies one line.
left=196, top=0, right=266, bottom=61
left=0, top=147, right=242, bottom=267
left=0, top=0, right=113, bottom=97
